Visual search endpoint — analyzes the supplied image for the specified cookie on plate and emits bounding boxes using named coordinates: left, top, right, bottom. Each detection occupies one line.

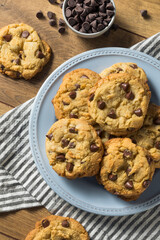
left=53, top=68, right=101, bottom=124
left=129, top=103, right=160, bottom=168
left=0, top=23, right=51, bottom=79
left=100, top=62, right=147, bottom=85
left=98, top=138, right=155, bottom=201
left=25, top=215, right=90, bottom=240
left=88, top=72, right=151, bottom=136
left=46, top=118, right=104, bottom=179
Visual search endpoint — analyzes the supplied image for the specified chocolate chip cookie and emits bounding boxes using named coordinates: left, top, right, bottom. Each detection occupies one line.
left=25, top=215, right=89, bottom=240
left=0, top=23, right=51, bottom=79
left=53, top=68, right=101, bottom=123
left=98, top=138, right=155, bottom=201
left=46, top=118, right=104, bottom=179
left=88, top=72, right=151, bottom=136
left=130, top=103, right=160, bottom=168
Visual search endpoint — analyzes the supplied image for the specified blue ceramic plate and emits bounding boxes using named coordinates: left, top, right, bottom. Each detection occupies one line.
left=29, top=47, right=160, bottom=216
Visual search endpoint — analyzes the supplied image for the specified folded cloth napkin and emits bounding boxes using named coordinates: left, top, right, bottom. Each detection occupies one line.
left=0, top=33, right=160, bottom=240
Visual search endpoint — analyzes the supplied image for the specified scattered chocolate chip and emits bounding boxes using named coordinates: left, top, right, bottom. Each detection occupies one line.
left=120, top=82, right=129, bottom=92
left=96, top=129, right=103, bottom=137
left=66, top=162, right=74, bottom=172
left=68, top=142, right=76, bottom=148
left=143, top=180, right=151, bottom=188
left=14, top=59, right=20, bottom=65
left=21, top=31, right=30, bottom=38
left=19, top=53, right=22, bottom=59
left=49, top=0, right=56, bottom=3
left=89, top=93, right=95, bottom=101
left=97, top=100, right=106, bottom=110
left=46, top=133, right=53, bottom=140
left=37, top=51, right=45, bottom=59
left=0, top=64, right=5, bottom=70
left=131, top=139, right=137, bottom=144
left=104, top=150, right=108, bottom=156
left=69, top=127, right=78, bottom=133
left=3, top=34, right=12, bottom=42
left=61, top=139, right=70, bottom=148
left=42, top=219, right=50, bottom=228
left=134, top=108, right=143, bottom=117
left=90, top=143, right=99, bottom=152
left=130, top=64, right=138, bottom=69
left=108, top=110, right=116, bottom=119
left=58, top=27, right=65, bottom=34
left=126, top=167, right=131, bottom=176
left=59, top=18, right=65, bottom=26
left=155, top=141, right=160, bottom=150
left=56, top=154, right=66, bottom=161
left=69, top=91, right=76, bottom=99
left=123, top=149, right=132, bottom=159
left=62, top=100, right=69, bottom=105
left=47, top=11, right=55, bottom=19
left=60, top=2, right=63, bottom=8
left=75, top=83, right=80, bottom=90
left=108, top=173, right=117, bottom=181
left=62, top=220, right=70, bottom=228
left=146, top=155, right=152, bottom=164
left=69, top=113, right=78, bottom=118
left=140, top=10, right=148, bottom=17
left=49, top=19, right=56, bottom=26
left=153, top=117, right=160, bottom=125
left=125, top=91, right=135, bottom=100
left=125, top=180, right=133, bottom=190
left=36, top=11, right=44, bottom=19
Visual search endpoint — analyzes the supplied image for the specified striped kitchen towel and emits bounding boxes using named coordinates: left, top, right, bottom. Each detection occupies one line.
left=0, top=32, right=160, bottom=240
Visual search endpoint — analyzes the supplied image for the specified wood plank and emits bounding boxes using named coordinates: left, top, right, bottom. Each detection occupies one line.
left=0, top=207, right=50, bottom=240
left=0, top=102, right=13, bottom=116
left=0, top=232, right=18, bottom=240
left=114, top=0, right=160, bottom=37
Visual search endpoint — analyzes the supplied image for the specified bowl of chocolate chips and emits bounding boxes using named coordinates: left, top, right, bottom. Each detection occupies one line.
left=63, top=0, right=116, bottom=38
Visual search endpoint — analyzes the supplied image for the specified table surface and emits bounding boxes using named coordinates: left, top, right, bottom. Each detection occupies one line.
left=0, top=0, right=160, bottom=239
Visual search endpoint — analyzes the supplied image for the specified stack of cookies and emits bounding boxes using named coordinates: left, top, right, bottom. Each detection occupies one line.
left=46, top=63, right=160, bottom=201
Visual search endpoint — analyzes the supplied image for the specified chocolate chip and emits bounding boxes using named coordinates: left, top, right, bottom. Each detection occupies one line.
left=37, top=51, right=45, bottom=59
left=90, top=143, right=99, bottom=152
left=49, top=0, right=56, bottom=3
left=68, top=17, right=77, bottom=26
left=69, top=127, right=78, bottom=133
left=81, top=74, right=89, bottom=78
left=99, top=3, right=106, bottom=13
left=56, top=154, right=66, bottom=161
left=143, top=180, right=150, bottom=188
left=106, top=2, right=114, bottom=10
left=84, top=0, right=91, bottom=5
left=14, top=59, right=20, bottom=65
left=62, top=220, right=70, bottom=228
left=68, top=142, right=76, bottom=148
left=91, top=20, right=97, bottom=29
left=123, top=149, right=132, bottom=159
left=69, top=91, right=76, bottom=99
left=46, top=133, right=53, bottom=140
left=60, top=2, right=63, bottom=8
left=36, top=11, right=44, bottom=19
left=97, top=23, right=105, bottom=31
left=47, top=11, right=55, bottom=19
left=66, top=162, right=74, bottom=172
left=120, top=82, right=129, bottom=92
left=42, top=219, right=50, bottom=228
left=49, top=19, right=56, bottom=26
left=59, top=18, right=65, bottom=26
left=89, top=93, right=95, bottom=101
left=75, top=5, right=84, bottom=14
left=69, top=113, right=78, bottom=118
left=140, top=10, right=148, bottom=18
left=62, top=100, right=69, bottom=105
left=61, top=139, right=70, bottom=148
left=108, top=110, right=116, bottom=119
left=125, top=180, right=133, bottom=190
left=106, top=10, right=114, bottom=17
left=108, top=173, right=117, bottom=181
left=155, top=141, right=160, bottom=150
left=73, top=24, right=80, bottom=31
left=97, top=100, right=106, bottom=110
left=19, top=53, right=22, bottom=59
left=68, top=0, right=76, bottom=7
left=3, top=34, right=12, bottom=42
left=130, top=64, right=138, bottom=69
left=146, top=155, right=153, bottom=164
left=82, top=22, right=90, bottom=31
left=91, top=0, right=99, bottom=7
left=96, top=129, right=103, bottom=137
left=111, top=23, right=119, bottom=31
left=134, top=108, right=143, bottom=117
left=58, top=27, right=65, bottom=34
left=153, top=117, right=160, bottom=125
left=75, top=84, right=80, bottom=90
left=21, top=31, right=30, bottom=38
left=125, top=91, right=135, bottom=100
left=126, top=167, right=131, bottom=176
left=131, top=139, right=137, bottom=144
left=66, top=8, right=72, bottom=18
left=0, top=64, right=5, bottom=70
left=104, top=150, right=108, bottom=156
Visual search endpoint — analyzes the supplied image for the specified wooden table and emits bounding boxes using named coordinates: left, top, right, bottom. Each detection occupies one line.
left=0, top=0, right=159, bottom=239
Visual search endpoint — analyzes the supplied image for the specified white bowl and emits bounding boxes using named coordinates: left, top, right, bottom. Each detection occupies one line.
left=62, top=0, right=116, bottom=38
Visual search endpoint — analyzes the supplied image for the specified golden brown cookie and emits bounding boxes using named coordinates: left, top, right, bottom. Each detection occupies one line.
left=98, top=138, right=155, bottom=201
left=88, top=72, right=151, bottom=136
left=0, top=23, right=51, bottom=79
left=25, top=215, right=90, bottom=240
left=46, top=118, right=104, bottom=179
left=53, top=68, right=101, bottom=124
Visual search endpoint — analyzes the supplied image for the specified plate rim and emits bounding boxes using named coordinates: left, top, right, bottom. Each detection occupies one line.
left=29, top=47, right=160, bottom=216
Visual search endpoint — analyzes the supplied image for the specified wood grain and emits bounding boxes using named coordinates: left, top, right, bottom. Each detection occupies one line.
left=0, top=102, right=13, bottom=116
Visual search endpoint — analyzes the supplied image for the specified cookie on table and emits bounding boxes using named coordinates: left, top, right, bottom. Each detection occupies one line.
left=46, top=118, right=104, bottom=179
left=129, top=103, right=160, bottom=168
left=98, top=138, right=155, bottom=201
left=88, top=72, right=151, bottom=136
left=25, top=215, right=89, bottom=240
left=53, top=68, right=101, bottom=124
left=0, top=23, right=51, bottom=79
left=100, top=62, right=147, bottom=85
